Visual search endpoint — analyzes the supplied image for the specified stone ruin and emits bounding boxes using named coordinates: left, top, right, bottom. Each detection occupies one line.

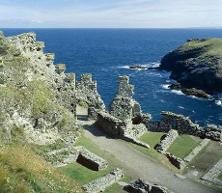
left=94, top=76, right=151, bottom=148
left=124, top=179, right=174, bottom=193
left=110, top=76, right=150, bottom=126
left=75, top=146, right=108, bottom=171
left=76, top=73, right=105, bottom=110
left=150, top=111, right=222, bottom=142
left=47, top=146, right=108, bottom=171
left=82, top=168, right=124, bottom=193
left=155, top=129, right=179, bottom=154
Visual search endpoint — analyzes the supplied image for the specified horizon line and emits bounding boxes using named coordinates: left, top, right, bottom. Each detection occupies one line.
left=1, top=27, right=222, bottom=30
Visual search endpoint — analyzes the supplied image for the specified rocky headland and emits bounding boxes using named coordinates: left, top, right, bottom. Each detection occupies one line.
left=160, top=38, right=222, bottom=94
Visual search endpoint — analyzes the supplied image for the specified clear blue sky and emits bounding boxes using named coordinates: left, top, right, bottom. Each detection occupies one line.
left=0, top=0, right=222, bottom=28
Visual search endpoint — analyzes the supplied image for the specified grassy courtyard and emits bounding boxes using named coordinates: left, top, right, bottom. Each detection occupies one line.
left=60, top=135, right=130, bottom=193
left=168, top=135, right=201, bottom=159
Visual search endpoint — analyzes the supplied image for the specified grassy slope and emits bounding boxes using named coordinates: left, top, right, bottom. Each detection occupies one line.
left=168, top=135, right=201, bottom=159
left=180, top=38, right=222, bottom=57
left=0, top=145, right=83, bottom=193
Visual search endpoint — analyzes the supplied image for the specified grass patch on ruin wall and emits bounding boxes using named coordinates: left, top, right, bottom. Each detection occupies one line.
left=168, top=135, right=201, bottom=159
left=0, top=145, right=83, bottom=193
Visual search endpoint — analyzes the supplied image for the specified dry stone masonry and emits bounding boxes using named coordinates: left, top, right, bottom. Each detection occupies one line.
left=75, top=146, right=108, bottom=171
left=94, top=76, right=151, bottom=147
left=76, top=73, right=105, bottom=110
left=150, top=112, right=222, bottom=142
left=155, top=129, right=179, bottom=154
left=82, top=168, right=124, bottom=193
left=124, top=179, right=174, bottom=193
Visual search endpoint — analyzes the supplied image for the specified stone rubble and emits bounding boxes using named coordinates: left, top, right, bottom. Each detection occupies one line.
left=124, top=178, right=174, bottom=193
left=82, top=168, right=124, bottom=193
left=201, top=159, right=222, bottom=185
left=155, top=129, right=179, bottom=154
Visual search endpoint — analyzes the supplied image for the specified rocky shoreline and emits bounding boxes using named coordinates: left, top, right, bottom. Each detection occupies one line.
left=160, top=38, right=222, bottom=94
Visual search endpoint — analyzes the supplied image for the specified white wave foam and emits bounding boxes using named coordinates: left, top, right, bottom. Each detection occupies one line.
left=118, top=62, right=160, bottom=70
left=178, top=106, right=185, bottom=109
left=171, top=89, right=185, bottom=96
left=215, top=100, right=222, bottom=106
left=161, top=84, right=170, bottom=90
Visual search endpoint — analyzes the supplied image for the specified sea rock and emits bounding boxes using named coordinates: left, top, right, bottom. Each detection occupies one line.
left=169, top=83, right=210, bottom=99
left=129, top=65, right=147, bottom=71
left=160, top=38, right=222, bottom=93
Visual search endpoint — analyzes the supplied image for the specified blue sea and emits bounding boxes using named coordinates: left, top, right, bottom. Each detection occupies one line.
left=2, top=28, right=222, bottom=126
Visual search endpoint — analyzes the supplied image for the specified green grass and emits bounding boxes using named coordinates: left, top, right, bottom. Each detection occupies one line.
left=60, top=163, right=112, bottom=185
left=128, top=132, right=175, bottom=169
left=0, top=145, right=83, bottom=193
left=168, top=135, right=201, bottom=159
left=140, top=132, right=165, bottom=148
left=60, top=135, right=132, bottom=193
left=181, top=38, right=222, bottom=57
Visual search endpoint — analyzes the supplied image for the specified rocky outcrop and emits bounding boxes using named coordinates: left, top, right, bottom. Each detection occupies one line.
left=155, top=129, right=179, bottom=154
left=0, top=32, right=105, bottom=145
left=169, top=83, right=210, bottom=99
left=160, top=38, right=222, bottom=93
left=124, top=179, right=174, bottom=193
left=82, top=168, right=124, bottom=193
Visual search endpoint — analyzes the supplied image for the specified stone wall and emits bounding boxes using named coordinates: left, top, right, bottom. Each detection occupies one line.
left=124, top=178, right=174, bottom=193
left=95, top=111, right=125, bottom=137
left=150, top=112, right=222, bottom=142
left=165, top=153, right=186, bottom=170
left=109, top=76, right=151, bottom=137
left=75, top=146, right=108, bottom=171
left=76, top=73, right=105, bottom=110
left=155, top=129, right=179, bottom=154
left=82, top=168, right=124, bottom=193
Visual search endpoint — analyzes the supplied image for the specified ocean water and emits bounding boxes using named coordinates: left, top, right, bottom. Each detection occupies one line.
left=3, top=28, right=222, bottom=126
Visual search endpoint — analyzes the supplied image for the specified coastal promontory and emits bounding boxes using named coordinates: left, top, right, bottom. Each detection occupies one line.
left=160, top=38, right=222, bottom=93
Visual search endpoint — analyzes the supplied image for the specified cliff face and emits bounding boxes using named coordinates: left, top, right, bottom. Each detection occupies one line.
left=0, top=32, right=104, bottom=145
left=160, top=38, right=222, bottom=93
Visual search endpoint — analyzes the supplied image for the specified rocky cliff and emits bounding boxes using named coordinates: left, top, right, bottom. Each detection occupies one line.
left=0, top=32, right=104, bottom=146
left=160, top=38, right=222, bottom=93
